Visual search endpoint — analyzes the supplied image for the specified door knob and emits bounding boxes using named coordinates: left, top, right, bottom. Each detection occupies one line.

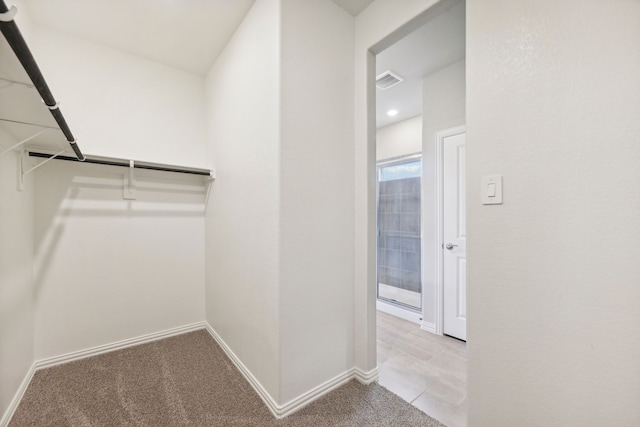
left=445, top=243, right=458, bottom=250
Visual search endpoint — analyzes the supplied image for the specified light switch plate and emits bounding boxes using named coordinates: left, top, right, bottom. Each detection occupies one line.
left=482, top=175, right=502, bottom=205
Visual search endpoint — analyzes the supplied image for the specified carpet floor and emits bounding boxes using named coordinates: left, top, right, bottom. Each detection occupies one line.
left=9, top=330, right=445, bottom=426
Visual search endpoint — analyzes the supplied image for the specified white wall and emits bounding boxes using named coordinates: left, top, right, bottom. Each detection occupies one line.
left=0, top=130, right=34, bottom=421
left=1, top=4, right=35, bottom=421
left=28, top=27, right=207, bottom=168
left=279, top=0, right=354, bottom=403
left=205, top=0, right=356, bottom=406
left=376, top=115, right=422, bottom=161
left=204, top=0, right=281, bottom=401
left=33, top=161, right=206, bottom=360
left=467, top=1, right=640, bottom=425
left=422, top=59, right=465, bottom=326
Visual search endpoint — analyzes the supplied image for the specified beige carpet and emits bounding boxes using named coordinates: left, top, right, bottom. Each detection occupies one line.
left=9, top=330, right=445, bottom=426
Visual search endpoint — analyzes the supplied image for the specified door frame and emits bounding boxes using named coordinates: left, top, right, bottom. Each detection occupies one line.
left=435, top=125, right=466, bottom=336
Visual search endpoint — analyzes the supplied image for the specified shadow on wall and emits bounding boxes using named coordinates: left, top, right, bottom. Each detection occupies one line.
left=32, top=160, right=208, bottom=298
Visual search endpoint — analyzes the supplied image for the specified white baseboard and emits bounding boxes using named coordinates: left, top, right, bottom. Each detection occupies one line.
left=420, top=321, right=437, bottom=334
left=35, top=322, right=207, bottom=370
left=0, top=362, right=36, bottom=427
left=202, top=323, right=280, bottom=416
left=354, top=366, right=379, bottom=384
left=203, top=323, right=372, bottom=419
left=277, top=369, right=357, bottom=419
left=0, top=322, right=207, bottom=427
left=3, top=321, right=370, bottom=425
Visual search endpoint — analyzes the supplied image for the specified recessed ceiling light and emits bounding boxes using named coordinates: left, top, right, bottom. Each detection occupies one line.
left=387, top=109, right=398, bottom=117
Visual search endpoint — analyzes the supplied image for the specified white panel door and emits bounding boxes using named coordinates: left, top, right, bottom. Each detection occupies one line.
left=443, top=132, right=466, bottom=341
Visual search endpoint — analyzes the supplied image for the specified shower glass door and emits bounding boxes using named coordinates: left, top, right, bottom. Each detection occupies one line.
left=377, top=156, right=422, bottom=311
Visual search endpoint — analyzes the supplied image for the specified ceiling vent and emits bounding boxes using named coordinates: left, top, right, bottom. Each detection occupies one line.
left=376, top=70, right=403, bottom=90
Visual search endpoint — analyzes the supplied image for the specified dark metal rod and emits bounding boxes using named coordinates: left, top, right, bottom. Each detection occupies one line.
left=0, top=0, right=85, bottom=161
left=28, top=152, right=211, bottom=177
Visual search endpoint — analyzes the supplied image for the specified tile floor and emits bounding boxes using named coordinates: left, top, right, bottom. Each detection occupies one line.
left=377, top=311, right=467, bottom=427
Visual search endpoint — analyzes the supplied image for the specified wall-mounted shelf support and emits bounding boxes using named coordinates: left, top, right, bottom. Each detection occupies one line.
left=0, top=127, right=50, bottom=157
left=28, top=152, right=212, bottom=176
left=123, top=160, right=136, bottom=200
left=18, top=148, right=64, bottom=191
left=26, top=151, right=215, bottom=201
left=204, top=171, right=216, bottom=207
left=17, top=151, right=215, bottom=195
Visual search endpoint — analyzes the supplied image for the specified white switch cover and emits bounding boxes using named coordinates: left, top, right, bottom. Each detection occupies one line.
left=482, top=175, right=502, bottom=205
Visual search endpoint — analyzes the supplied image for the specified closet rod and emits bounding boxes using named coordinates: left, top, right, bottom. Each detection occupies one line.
left=29, top=152, right=211, bottom=177
left=0, top=1, right=85, bottom=161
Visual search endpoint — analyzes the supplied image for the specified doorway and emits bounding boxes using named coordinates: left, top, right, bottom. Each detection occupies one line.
left=372, top=2, right=468, bottom=426
left=374, top=0, right=465, bottom=331
left=437, top=126, right=467, bottom=341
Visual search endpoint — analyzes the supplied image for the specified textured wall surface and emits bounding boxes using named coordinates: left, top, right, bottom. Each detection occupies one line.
left=467, top=1, right=640, bottom=425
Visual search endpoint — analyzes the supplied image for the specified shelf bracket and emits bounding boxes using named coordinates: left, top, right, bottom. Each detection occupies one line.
left=0, top=127, right=51, bottom=158
left=123, top=160, right=136, bottom=200
left=204, top=169, right=216, bottom=207
left=18, top=148, right=65, bottom=191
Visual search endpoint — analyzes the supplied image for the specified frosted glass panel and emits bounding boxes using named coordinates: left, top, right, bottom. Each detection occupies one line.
left=377, top=157, right=422, bottom=310
left=379, top=159, right=421, bottom=181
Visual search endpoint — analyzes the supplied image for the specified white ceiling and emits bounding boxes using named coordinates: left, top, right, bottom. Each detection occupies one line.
left=21, top=0, right=255, bottom=76
left=375, top=0, right=465, bottom=128
left=17, top=0, right=374, bottom=77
